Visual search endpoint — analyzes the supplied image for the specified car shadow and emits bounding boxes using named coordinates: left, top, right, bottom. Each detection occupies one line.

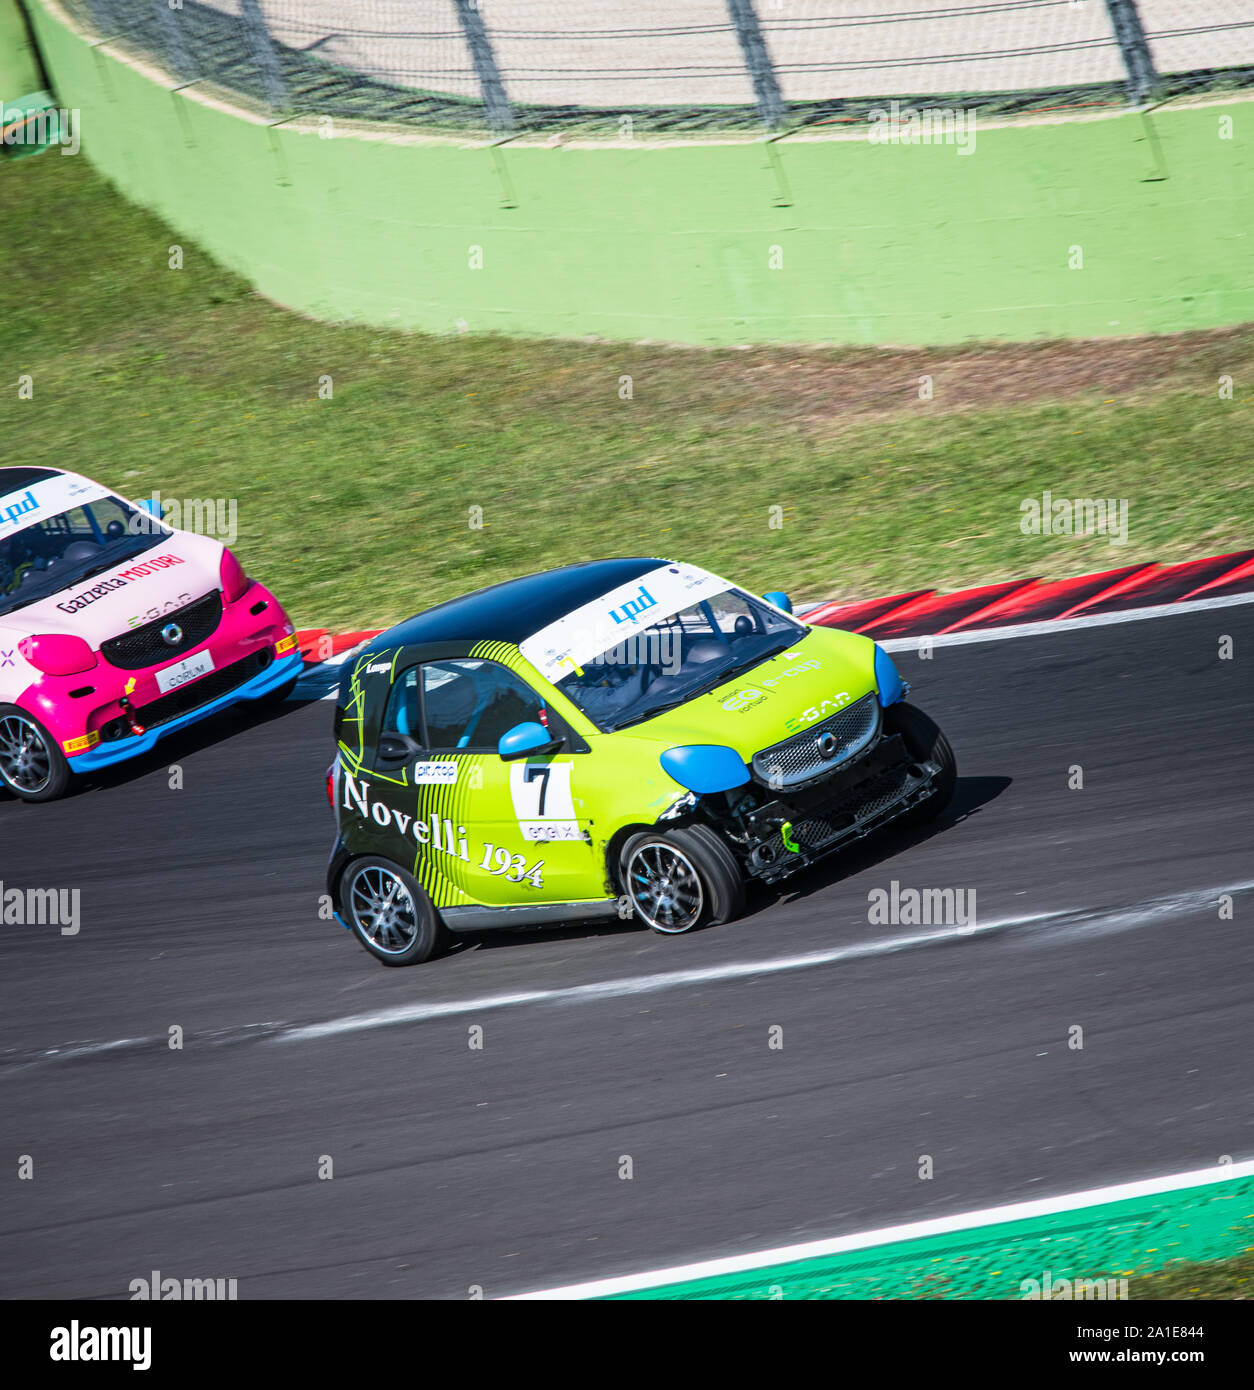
left=756, top=773, right=1013, bottom=916
left=0, top=690, right=327, bottom=802
left=443, top=773, right=1012, bottom=955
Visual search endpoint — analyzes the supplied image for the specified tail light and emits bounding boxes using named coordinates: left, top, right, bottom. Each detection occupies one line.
left=219, top=547, right=250, bottom=603
left=325, top=761, right=337, bottom=811
left=18, top=634, right=97, bottom=676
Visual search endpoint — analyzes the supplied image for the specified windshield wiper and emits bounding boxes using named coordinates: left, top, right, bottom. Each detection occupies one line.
left=692, top=641, right=797, bottom=698
left=610, top=696, right=694, bottom=731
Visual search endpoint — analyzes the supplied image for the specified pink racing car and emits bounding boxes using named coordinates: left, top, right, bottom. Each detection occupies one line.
left=0, top=466, right=301, bottom=801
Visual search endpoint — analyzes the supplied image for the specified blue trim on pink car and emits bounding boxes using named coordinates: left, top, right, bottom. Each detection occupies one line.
left=66, top=648, right=302, bottom=772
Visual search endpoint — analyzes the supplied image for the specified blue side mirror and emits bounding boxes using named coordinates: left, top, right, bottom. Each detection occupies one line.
left=498, top=721, right=562, bottom=761
left=139, top=497, right=163, bottom=518
left=763, top=591, right=793, bottom=613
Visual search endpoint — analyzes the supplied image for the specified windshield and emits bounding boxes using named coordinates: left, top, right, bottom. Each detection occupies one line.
left=0, top=494, right=164, bottom=618
left=555, top=587, right=802, bottom=731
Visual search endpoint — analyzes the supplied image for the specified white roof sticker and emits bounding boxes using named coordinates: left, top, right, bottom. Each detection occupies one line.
left=0, top=472, right=111, bottom=536
left=519, top=562, right=735, bottom=682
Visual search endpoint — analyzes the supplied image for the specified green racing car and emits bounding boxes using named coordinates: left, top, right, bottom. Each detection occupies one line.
left=326, top=558, right=956, bottom=964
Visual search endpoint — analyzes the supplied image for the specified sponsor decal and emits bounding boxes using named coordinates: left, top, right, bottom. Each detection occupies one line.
left=125, top=593, right=192, bottom=630
left=155, top=650, right=214, bottom=695
left=56, top=553, right=186, bottom=615
left=518, top=822, right=585, bottom=843
left=342, top=773, right=546, bottom=887
left=365, top=660, right=391, bottom=674
left=0, top=488, right=38, bottom=531
left=62, top=731, right=100, bottom=754
left=0, top=474, right=106, bottom=536
left=413, top=761, right=458, bottom=785
left=478, top=842, right=546, bottom=884
left=722, top=686, right=768, bottom=713
left=783, top=690, right=853, bottom=734
left=275, top=633, right=299, bottom=656
left=520, top=562, right=744, bottom=682
left=0, top=648, right=14, bottom=668
left=761, top=658, right=820, bottom=687
left=608, top=584, right=658, bottom=627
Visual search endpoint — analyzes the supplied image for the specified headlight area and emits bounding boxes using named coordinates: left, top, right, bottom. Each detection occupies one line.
left=874, top=643, right=908, bottom=706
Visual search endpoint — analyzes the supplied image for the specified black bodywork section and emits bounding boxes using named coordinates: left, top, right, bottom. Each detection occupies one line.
left=362, top=557, right=666, bottom=654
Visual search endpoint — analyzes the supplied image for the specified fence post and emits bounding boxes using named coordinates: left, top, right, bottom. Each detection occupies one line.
left=240, top=0, right=289, bottom=115
left=725, top=0, right=785, bottom=131
left=453, top=0, right=514, bottom=135
left=155, top=0, right=195, bottom=83
left=1104, top=0, right=1159, bottom=104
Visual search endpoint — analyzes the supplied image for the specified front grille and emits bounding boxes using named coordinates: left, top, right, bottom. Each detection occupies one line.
left=750, top=761, right=934, bottom=874
left=100, top=591, right=223, bottom=670
left=752, top=692, right=880, bottom=790
left=132, top=648, right=270, bottom=729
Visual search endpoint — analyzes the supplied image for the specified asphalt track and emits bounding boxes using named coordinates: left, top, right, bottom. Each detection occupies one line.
left=2, top=603, right=1252, bottom=1299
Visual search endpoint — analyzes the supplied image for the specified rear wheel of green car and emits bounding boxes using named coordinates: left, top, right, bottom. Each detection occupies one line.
left=341, top=857, right=446, bottom=965
left=883, top=701, right=956, bottom=827
left=620, top=825, right=745, bottom=935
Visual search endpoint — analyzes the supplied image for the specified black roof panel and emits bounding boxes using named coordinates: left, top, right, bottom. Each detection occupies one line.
left=368, top=558, right=669, bottom=652
left=0, top=467, right=64, bottom=496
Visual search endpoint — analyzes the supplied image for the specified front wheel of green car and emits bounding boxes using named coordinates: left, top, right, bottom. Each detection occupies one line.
left=620, top=825, right=746, bottom=935
left=884, top=700, right=957, bottom=827
left=341, top=857, right=446, bottom=966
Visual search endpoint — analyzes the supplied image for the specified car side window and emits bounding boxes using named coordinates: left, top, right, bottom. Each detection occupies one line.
left=381, top=666, right=424, bottom=743
left=421, top=659, right=548, bottom=751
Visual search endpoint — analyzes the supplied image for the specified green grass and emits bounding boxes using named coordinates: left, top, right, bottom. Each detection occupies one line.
left=3, top=152, right=1253, bottom=631
left=1129, top=1249, right=1254, bottom=1299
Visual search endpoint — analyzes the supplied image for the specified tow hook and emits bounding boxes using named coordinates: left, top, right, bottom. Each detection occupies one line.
left=119, top=678, right=146, bottom=736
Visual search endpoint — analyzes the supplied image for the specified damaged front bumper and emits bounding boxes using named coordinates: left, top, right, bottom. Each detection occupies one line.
left=739, top=732, right=940, bottom=884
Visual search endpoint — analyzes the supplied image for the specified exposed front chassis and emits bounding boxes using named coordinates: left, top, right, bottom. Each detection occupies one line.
left=690, top=731, right=942, bottom=886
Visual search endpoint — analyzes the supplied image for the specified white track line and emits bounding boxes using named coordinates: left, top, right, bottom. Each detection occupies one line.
left=505, top=1157, right=1254, bottom=1300
left=273, top=880, right=1250, bottom=1045
left=8, top=882, right=1244, bottom=1073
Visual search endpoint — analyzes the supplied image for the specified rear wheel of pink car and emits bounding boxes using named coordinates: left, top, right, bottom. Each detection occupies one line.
left=0, top=707, right=71, bottom=803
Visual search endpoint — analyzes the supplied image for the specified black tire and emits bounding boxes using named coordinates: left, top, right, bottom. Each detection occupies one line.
left=339, top=856, right=447, bottom=966
left=0, top=705, right=72, bottom=803
left=883, top=700, right=956, bottom=827
left=619, top=824, right=745, bottom=934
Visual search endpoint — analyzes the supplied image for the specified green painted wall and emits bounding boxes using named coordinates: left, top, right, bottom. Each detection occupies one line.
left=27, top=1, right=1254, bottom=347
left=1, top=0, right=42, bottom=100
